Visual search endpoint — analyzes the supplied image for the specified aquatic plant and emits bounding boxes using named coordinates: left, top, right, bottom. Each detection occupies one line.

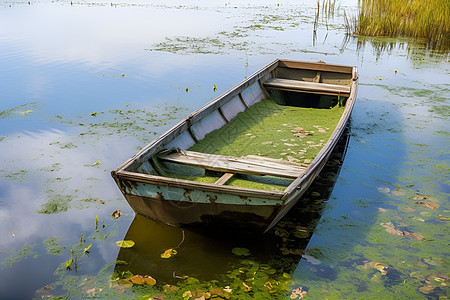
left=345, top=0, right=450, bottom=49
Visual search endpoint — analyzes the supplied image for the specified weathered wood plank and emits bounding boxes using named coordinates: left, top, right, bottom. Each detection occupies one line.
left=278, top=60, right=353, bottom=74
left=159, top=151, right=306, bottom=179
left=263, top=78, right=350, bottom=96
left=215, top=172, right=234, bottom=185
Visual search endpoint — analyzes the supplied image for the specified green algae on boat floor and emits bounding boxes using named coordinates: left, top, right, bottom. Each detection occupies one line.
left=164, top=98, right=345, bottom=191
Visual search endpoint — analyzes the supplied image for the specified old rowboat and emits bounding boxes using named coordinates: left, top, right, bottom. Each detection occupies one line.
left=111, top=59, right=358, bottom=233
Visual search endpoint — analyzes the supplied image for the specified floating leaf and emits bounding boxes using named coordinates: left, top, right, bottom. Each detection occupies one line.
left=290, top=287, right=307, bottom=299
left=161, top=248, right=177, bottom=258
left=93, top=160, right=100, bottom=166
left=391, top=189, right=406, bottom=196
left=96, top=200, right=105, bottom=204
left=17, top=109, right=33, bottom=115
left=182, top=291, right=192, bottom=300
left=409, top=194, right=428, bottom=200
left=90, top=112, right=98, bottom=117
left=213, top=84, right=217, bottom=92
left=377, top=187, right=390, bottom=193
left=143, top=276, right=156, bottom=286
left=163, top=284, right=179, bottom=293
left=130, top=275, right=145, bottom=285
left=116, top=240, right=135, bottom=248
left=415, top=201, right=439, bottom=209
left=65, top=258, right=73, bottom=270
left=231, top=247, right=251, bottom=256
left=419, top=285, right=435, bottom=294
left=185, top=87, right=189, bottom=92
left=9, top=232, right=15, bottom=237
left=84, top=244, right=92, bottom=253
left=111, top=210, right=122, bottom=219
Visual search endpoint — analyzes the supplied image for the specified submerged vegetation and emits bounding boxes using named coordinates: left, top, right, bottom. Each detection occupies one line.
left=346, top=0, right=450, bottom=49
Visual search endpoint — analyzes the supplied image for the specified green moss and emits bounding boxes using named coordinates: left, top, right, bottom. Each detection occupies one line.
left=189, top=99, right=343, bottom=162
left=169, top=98, right=344, bottom=191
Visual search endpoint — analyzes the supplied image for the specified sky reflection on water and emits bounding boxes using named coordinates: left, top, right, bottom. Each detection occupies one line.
left=0, top=0, right=448, bottom=299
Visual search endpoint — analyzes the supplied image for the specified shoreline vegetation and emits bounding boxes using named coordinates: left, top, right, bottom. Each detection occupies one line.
left=344, top=0, right=450, bottom=50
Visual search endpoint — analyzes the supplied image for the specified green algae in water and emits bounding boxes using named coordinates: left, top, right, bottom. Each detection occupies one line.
left=165, top=98, right=344, bottom=191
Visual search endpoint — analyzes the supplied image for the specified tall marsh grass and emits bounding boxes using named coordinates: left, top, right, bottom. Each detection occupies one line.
left=346, top=0, right=449, bottom=49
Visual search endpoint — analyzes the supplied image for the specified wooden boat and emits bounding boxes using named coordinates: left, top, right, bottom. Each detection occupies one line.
left=111, top=59, right=358, bottom=233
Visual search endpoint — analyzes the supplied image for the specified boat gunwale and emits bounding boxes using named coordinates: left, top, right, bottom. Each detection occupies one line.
left=112, top=59, right=358, bottom=201
left=114, top=170, right=285, bottom=200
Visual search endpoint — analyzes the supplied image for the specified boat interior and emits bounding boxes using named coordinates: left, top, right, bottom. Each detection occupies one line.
left=129, top=60, right=355, bottom=192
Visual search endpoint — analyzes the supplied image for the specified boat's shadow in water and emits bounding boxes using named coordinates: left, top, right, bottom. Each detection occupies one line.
left=114, top=127, right=351, bottom=283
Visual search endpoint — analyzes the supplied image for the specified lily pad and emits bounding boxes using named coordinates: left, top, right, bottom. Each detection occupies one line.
left=116, top=240, right=135, bottom=248
left=161, top=248, right=177, bottom=259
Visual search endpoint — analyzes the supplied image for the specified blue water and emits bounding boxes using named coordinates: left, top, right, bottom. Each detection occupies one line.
left=0, top=1, right=448, bottom=299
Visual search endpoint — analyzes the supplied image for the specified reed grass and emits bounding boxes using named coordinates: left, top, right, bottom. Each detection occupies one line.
left=346, top=0, right=449, bottom=49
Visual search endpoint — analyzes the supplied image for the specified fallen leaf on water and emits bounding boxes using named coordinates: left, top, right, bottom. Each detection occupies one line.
left=391, top=189, right=406, bottom=196
left=65, top=258, right=73, bottom=270
left=380, top=222, right=424, bottom=240
left=84, top=244, right=92, bottom=253
left=290, top=287, right=307, bottom=299
left=415, top=201, right=439, bottom=209
left=378, top=208, right=387, bottom=212
left=439, top=215, right=450, bottom=221
left=17, top=109, right=33, bottom=115
left=90, top=112, right=98, bottom=117
left=419, top=285, right=435, bottom=294
left=413, top=217, right=425, bottom=222
left=182, top=291, right=193, bottom=300
left=93, top=160, right=100, bottom=166
left=161, top=248, right=177, bottom=259
left=9, top=232, right=15, bottom=237
left=116, top=240, right=135, bottom=248
left=130, top=275, right=145, bottom=285
left=377, top=187, right=390, bottom=193
left=163, top=284, right=179, bottom=293
left=96, top=200, right=105, bottom=204
left=409, top=194, right=428, bottom=200
left=111, top=210, right=122, bottom=219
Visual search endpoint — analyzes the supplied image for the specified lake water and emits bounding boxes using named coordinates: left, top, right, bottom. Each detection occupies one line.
left=0, top=0, right=448, bottom=299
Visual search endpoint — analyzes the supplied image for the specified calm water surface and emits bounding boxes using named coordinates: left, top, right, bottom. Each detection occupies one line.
left=0, top=0, right=448, bottom=299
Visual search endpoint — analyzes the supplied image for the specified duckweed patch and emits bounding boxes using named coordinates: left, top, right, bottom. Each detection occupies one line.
left=37, top=194, right=71, bottom=214
left=1, top=243, right=39, bottom=269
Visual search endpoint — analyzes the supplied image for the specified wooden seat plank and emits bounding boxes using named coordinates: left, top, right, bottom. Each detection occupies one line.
left=159, top=150, right=306, bottom=179
left=263, top=78, right=350, bottom=96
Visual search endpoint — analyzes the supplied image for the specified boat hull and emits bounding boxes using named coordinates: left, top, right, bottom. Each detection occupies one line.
left=112, top=59, right=358, bottom=233
left=117, top=179, right=283, bottom=230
